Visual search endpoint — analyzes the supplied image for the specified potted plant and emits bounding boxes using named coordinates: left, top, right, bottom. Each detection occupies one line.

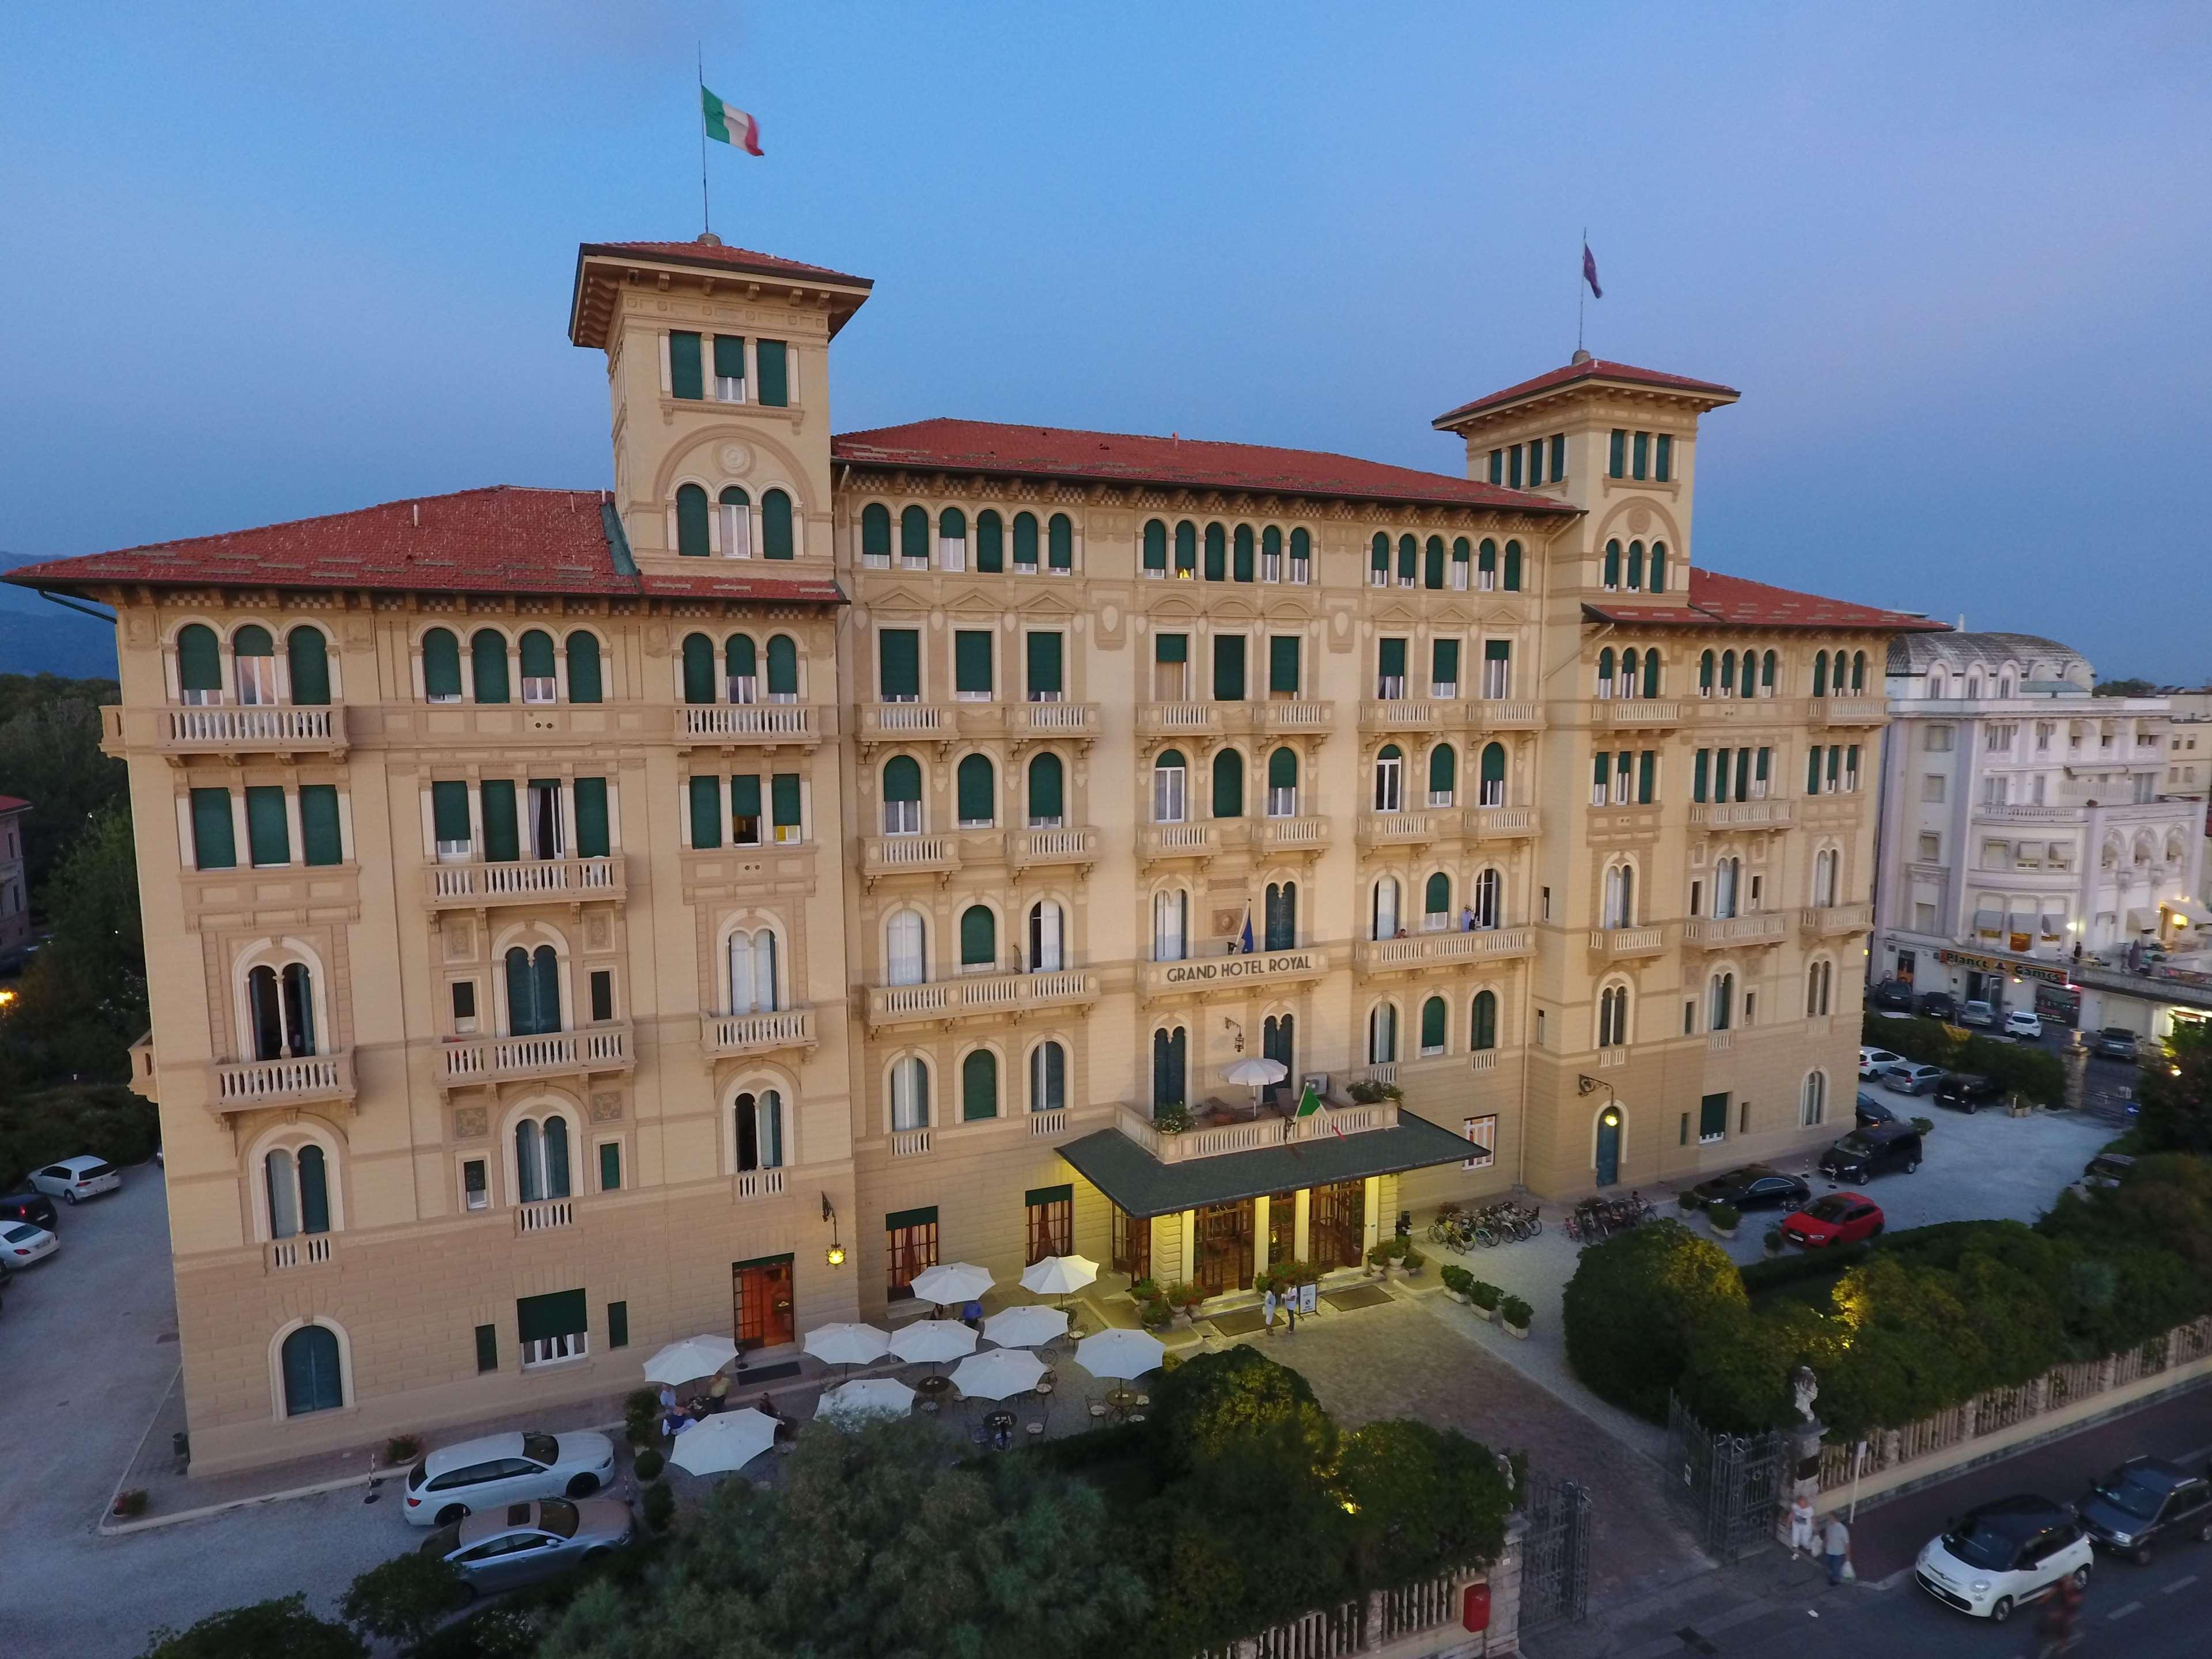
left=1366, top=1240, right=1400, bottom=1279
left=1763, top=1224, right=1787, bottom=1257
left=382, top=1433, right=423, bottom=1466
left=1499, top=1296, right=1533, bottom=1338
left=1139, top=1294, right=1173, bottom=1331
left=1912, top=1115, right=1936, bottom=1135
left=1677, top=1189, right=1703, bottom=1213
left=1469, top=1281, right=1502, bottom=1323
left=111, top=1490, right=149, bottom=1519
left=1440, top=1264, right=1474, bottom=1304
left=1154, top=1101, right=1194, bottom=1134
left=1400, top=1245, right=1427, bottom=1279
left=1706, top=1202, right=1741, bottom=1240
left=1165, top=1279, right=1207, bottom=1324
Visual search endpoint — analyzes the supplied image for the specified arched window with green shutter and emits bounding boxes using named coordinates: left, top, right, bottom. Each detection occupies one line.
left=1047, top=513, right=1073, bottom=572
left=1470, top=990, right=1498, bottom=1051
left=1452, top=537, right=1471, bottom=588
left=1503, top=541, right=1522, bottom=590
left=883, top=756, right=922, bottom=801
left=1210, top=748, right=1244, bottom=819
left=766, top=635, right=798, bottom=699
left=1851, top=650, right=1866, bottom=692
left=681, top=633, right=715, bottom=704
left=565, top=631, right=603, bottom=703
left=1260, top=525, right=1281, bottom=579
left=1720, top=649, right=1737, bottom=696
left=717, top=486, right=752, bottom=559
left=1478, top=539, right=1498, bottom=588
left=676, top=484, right=711, bottom=556
left=1761, top=651, right=1777, bottom=695
left=229, top=623, right=271, bottom=661
left=1289, top=527, right=1311, bottom=577
left=940, top=506, right=967, bottom=544
left=1370, top=533, right=1389, bottom=584
left=976, top=510, right=1004, bottom=573
left=1397, top=534, right=1417, bottom=585
left=1424, top=536, right=1445, bottom=590
left=1627, top=540, right=1645, bottom=589
left=762, top=489, right=794, bottom=559
left=1030, top=1041, right=1066, bottom=1113
left=1014, top=512, right=1040, bottom=570
left=1700, top=650, right=1717, bottom=695
left=1027, top=752, right=1065, bottom=827
left=1267, top=746, right=1298, bottom=816
left=900, top=505, right=929, bottom=565
left=959, top=904, right=997, bottom=969
left=281, top=1324, right=343, bottom=1416
left=957, top=753, right=995, bottom=826
left=471, top=630, right=510, bottom=704
left=1479, top=741, right=1507, bottom=807
left=519, top=630, right=556, bottom=699
left=1420, top=995, right=1447, bottom=1055
left=1233, top=525, right=1255, bottom=582
left=1597, top=646, right=1615, bottom=691
left=177, top=623, right=223, bottom=700
left=1811, top=651, right=1828, bottom=697
left=1603, top=541, right=1622, bottom=588
left=276, top=627, right=328, bottom=706
left=1648, top=541, right=1666, bottom=592
left=1427, top=743, right=1457, bottom=805
left=1424, top=872, right=1450, bottom=922
left=726, top=634, right=757, bottom=698
left=1142, top=518, right=1166, bottom=575
left=1203, top=523, right=1226, bottom=582
left=420, top=627, right=460, bottom=702
left=862, top=502, right=892, bottom=563
left=961, top=1050, right=998, bottom=1120
left=1174, top=521, right=1196, bottom=578
left=231, top=624, right=274, bottom=702
left=1642, top=650, right=1661, bottom=698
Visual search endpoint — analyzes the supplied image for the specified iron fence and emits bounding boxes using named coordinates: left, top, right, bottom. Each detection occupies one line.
left=1518, top=1471, right=1593, bottom=1631
left=1666, top=1395, right=1787, bottom=1560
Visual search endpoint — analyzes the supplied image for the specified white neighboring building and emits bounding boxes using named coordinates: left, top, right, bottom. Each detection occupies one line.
left=1870, top=631, right=2206, bottom=1030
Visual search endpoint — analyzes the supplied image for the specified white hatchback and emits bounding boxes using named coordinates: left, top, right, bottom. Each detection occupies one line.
left=2005, top=1009, right=2043, bottom=1040
left=1915, top=1497, right=2091, bottom=1622
left=402, top=1429, right=617, bottom=1527
left=28, top=1157, right=120, bottom=1205
left=1859, top=1047, right=1901, bottom=1080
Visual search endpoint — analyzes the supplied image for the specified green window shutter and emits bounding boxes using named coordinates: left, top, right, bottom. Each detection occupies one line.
left=1693, top=749, right=1710, bottom=802
left=1604, top=541, right=1621, bottom=586
left=1425, top=873, right=1449, bottom=916
left=1174, top=521, right=1196, bottom=577
left=566, top=632, right=603, bottom=702
left=713, top=334, right=745, bottom=383
left=862, top=503, right=892, bottom=561
left=607, top=1296, right=628, bottom=1346
left=297, top=1146, right=330, bottom=1233
left=286, top=628, right=331, bottom=704
left=1655, top=434, right=1673, bottom=482
left=730, top=774, right=762, bottom=819
left=900, top=505, right=929, bottom=563
left=879, top=630, right=921, bottom=699
left=422, top=629, right=461, bottom=699
left=976, top=510, right=1003, bottom=572
left=431, top=781, right=469, bottom=843
left=1421, top=996, right=1446, bottom=1050
left=1632, top=431, right=1649, bottom=479
left=689, top=775, right=724, bottom=848
left=963, top=1051, right=998, bottom=1121
left=762, top=490, right=793, bottom=559
left=1488, top=449, right=1503, bottom=484
left=1211, top=635, right=1246, bottom=702
left=678, top=481, right=718, bottom=550
left=955, top=631, right=993, bottom=696
left=1638, top=750, right=1655, bottom=804
left=1048, top=514, right=1073, bottom=570
left=1755, top=747, right=1771, bottom=783
left=1025, top=632, right=1062, bottom=698
left=1478, top=539, right=1497, bottom=578
left=1155, top=632, right=1187, bottom=664
left=1509, top=445, right=1524, bottom=488
left=1029, top=753, right=1064, bottom=820
left=756, top=339, right=789, bottom=406
left=1142, top=520, right=1166, bottom=573
left=1700, top=652, right=1716, bottom=692
left=1014, top=513, right=1040, bottom=567
left=190, top=788, right=236, bottom=870
left=960, top=906, right=995, bottom=966
left=1550, top=434, right=1566, bottom=479
left=669, top=331, right=703, bottom=399
left=1429, top=744, right=1456, bottom=794
left=573, top=778, right=609, bottom=857
left=177, top=624, right=222, bottom=694
left=1290, top=528, right=1310, bottom=567
left=471, top=631, right=510, bottom=703
left=957, top=755, right=994, bottom=823
left=1378, top=638, right=1406, bottom=680
left=519, top=630, right=555, bottom=679
left=1699, top=1093, right=1729, bottom=1138
left=475, top=1324, right=498, bottom=1373
left=1210, top=749, right=1243, bottom=819
left=766, top=635, right=797, bottom=695
left=1593, top=752, right=1609, bottom=794
left=1806, top=747, right=1821, bottom=794
left=1424, top=537, right=1445, bottom=589
left=1232, top=525, right=1254, bottom=582
left=1608, top=429, right=1626, bottom=477
left=884, top=755, right=921, bottom=802
left=480, top=779, right=519, bottom=861
left=1268, top=747, right=1298, bottom=790
left=1503, top=542, right=1522, bottom=590
left=1735, top=749, right=1752, bottom=800
left=1649, top=543, right=1666, bottom=593
left=886, top=1205, right=940, bottom=1232
left=599, top=1142, right=622, bottom=1194
left=771, top=773, right=801, bottom=831
left=1268, top=635, right=1300, bottom=695
left=1432, top=639, right=1460, bottom=689
left=245, top=786, right=289, bottom=866
left=516, top=1289, right=588, bottom=1344
left=1452, top=537, right=1471, bottom=571
left=1397, top=535, right=1417, bottom=582
left=1025, top=1183, right=1074, bottom=1209
left=1472, top=990, right=1497, bottom=1050
left=682, top=634, right=715, bottom=704
left=1203, top=524, right=1226, bottom=582
left=1827, top=745, right=1841, bottom=786
left=300, top=785, right=343, bottom=866
left=1480, top=743, right=1506, bottom=785
left=726, top=634, right=756, bottom=680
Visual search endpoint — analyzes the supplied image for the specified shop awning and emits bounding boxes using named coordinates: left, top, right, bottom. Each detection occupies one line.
left=2163, top=899, right=2212, bottom=929
left=1972, top=908, right=2002, bottom=934
left=2007, top=912, right=2035, bottom=935
left=1056, top=1112, right=1482, bottom=1220
left=2127, top=908, right=2157, bottom=934
left=2040, top=914, right=2066, bottom=938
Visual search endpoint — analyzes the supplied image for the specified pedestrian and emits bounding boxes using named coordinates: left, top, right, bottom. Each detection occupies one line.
left=1821, top=1513, right=1851, bottom=1586
left=1283, top=1281, right=1300, bottom=1335
left=1787, top=1493, right=1816, bottom=1559
left=1262, top=1285, right=1278, bottom=1336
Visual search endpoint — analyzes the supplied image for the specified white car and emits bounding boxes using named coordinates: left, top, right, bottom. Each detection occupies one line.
left=2005, top=1009, right=2043, bottom=1040
left=1859, top=1047, right=1901, bottom=1080
left=1959, top=999, right=1997, bottom=1028
left=28, top=1157, right=120, bottom=1205
left=1, top=1221, right=58, bottom=1268
left=1915, top=1496, right=2092, bottom=1622
left=402, top=1429, right=617, bottom=1527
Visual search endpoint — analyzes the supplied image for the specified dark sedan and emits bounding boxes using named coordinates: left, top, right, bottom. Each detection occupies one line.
left=0, top=1192, right=58, bottom=1230
left=1855, top=1092, right=1899, bottom=1128
left=1869, top=979, right=1916, bottom=1012
left=1936, top=1072, right=2005, bottom=1113
left=1681, top=1165, right=1809, bottom=1212
left=2073, top=1456, right=2212, bottom=1565
left=1917, top=991, right=1959, bottom=1021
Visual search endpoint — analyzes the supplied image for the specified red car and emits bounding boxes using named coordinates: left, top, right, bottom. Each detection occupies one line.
left=1780, top=1191, right=1884, bottom=1248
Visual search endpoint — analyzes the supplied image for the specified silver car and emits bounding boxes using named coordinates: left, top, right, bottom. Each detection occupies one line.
left=1882, top=1061, right=1945, bottom=1095
left=419, top=1497, right=632, bottom=1596
left=402, top=1429, right=616, bottom=1526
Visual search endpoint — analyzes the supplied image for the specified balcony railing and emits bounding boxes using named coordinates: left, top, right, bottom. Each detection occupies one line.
left=1139, top=944, right=1328, bottom=998
left=265, top=1234, right=336, bottom=1271
left=1029, top=1109, right=1069, bottom=1137
left=123, top=703, right=350, bottom=759
left=425, top=856, right=624, bottom=910
left=1137, top=821, right=1222, bottom=861
left=1260, top=816, right=1331, bottom=853
left=1681, top=912, right=1790, bottom=949
left=1356, top=809, right=1451, bottom=850
left=440, top=1025, right=633, bottom=1089
left=862, top=834, right=960, bottom=880
left=1799, top=902, right=1874, bottom=936
left=1590, top=699, right=1681, bottom=728
left=1810, top=696, right=1889, bottom=726
left=1360, top=699, right=1452, bottom=734
left=1354, top=927, right=1534, bottom=974
left=673, top=703, right=819, bottom=747
left=211, top=1051, right=357, bottom=1114
left=702, top=1007, right=816, bottom=1057
left=866, top=969, right=1099, bottom=1029
left=890, top=1128, right=932, bottom=1158
left=1006, top=702, right=1100, bottom=742
left=1687, top=800, right=1794, bottom=830
left=1588, top=925, right=1667, bottom=957
left=1003, top=827, right=1099, bottom=869
left=1463, top=805, right=1539, bottom=840
left=1112, top=1099, right=1396, bottom=1165
left=516, top=1199, right=575, bottom=1234
left=733, top=1168, right=786, bottom=1200
left=1474, top=699, right=1543, bottom=729
left=1137, top=702, right=1221, bottom=739
left=1262, top=700, right=1335, bottom=734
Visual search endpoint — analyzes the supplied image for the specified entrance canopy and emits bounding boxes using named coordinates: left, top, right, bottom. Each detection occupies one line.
left=1058, top=1112, right=1478, bottom=1219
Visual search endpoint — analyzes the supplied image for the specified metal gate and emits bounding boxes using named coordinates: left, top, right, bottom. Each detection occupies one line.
left=1666, top=1395, right=1787, bottom=1560
left=1518, top=1472, right=1592, bottom=1631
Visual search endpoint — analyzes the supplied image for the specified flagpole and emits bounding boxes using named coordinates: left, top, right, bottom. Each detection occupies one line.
left=1577, top=226, right=1585, bottom=355
left=697, top=43, right=711, bottom=237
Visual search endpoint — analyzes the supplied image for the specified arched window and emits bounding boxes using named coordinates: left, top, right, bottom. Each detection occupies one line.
left=471, top=629, right=510, bottom=704
left=232, top=625, right=276, bottom=705
left=1210, top=748, right=1244, bottom=819
left=1470, top=990, right=1498, bottom=1052
left=719, top=486, right=752, bottom=558
left=1597, top=647, right=1616, bottom=697
left=889, top=1058, right=930, bottom=1131
left=504, top=945, right=560, bottom=1036
left=676, top=483, right=711, bottom=556
left=1289, top=527, right=1312, bottom=581
left=1142, top=518, right=1167, bottom=575
left=939, top=506, right=968, bottom=571
left=1641, top=649, right=1661, bottom=698
left=962, top=1050, right=999, bottom=1120
left=977, top=509, right=1005, bottom=573
left=1261, top=525, right=1283, bottom=581
left=1851, top=650, right=1867, bottom=692
left=1368, top=1002, right=1399, bottom=1065
left=1234, top=524, right=1256, bottom=583
left=1805, top=959, right=1832, bottom=1017
left=1477, top=538, right=1498, bottom=590
left=1028, top=752, right=1066, bottom=828
left=1371, top=876, right=1400, bottom=941
left=1423, top=535, right=1445, bottom=590
left=1714, top=855, right=1741, bottom=919
left=178, top=623, right=224, bottom=703
left=1007, top=511, right=1038, bottom=571
left=281, top=1324, right=343, bottom=1416
left=724, top=634, right=758, bottom=703
left=1698, top=649, right=1716, bottom=697
left=264, top=1144, right=331, bottom=1239
left=959, top=903, right=997, bottom=971
left=1423, top=872, right=1451, bottom=930
left=1708, top=972, right=1734, bottom=1032
left=957, top=753, right=996, bottom=828
left=1262, top=1013, right=1296, bottom=1073
left=729, top=928, right=779, bottom=1014
left=1450, top=536, right=1471, bottom=590
left=1029, top=1041, right=1066, bottom=1113
left=1419, top=995, right=1448, bottom=1056
left=1428, top=743, right=1457, bottom=806
left=1373, top=744, right=1404, bottom=813
left=1760, top=650, right=1777, bottom=696
left=1397, top=533, right=1418, bottom=586
left=1719, top=649, right=1737, bottom=697
left=886, top=909, right=927, bottom=986
left=1173, top=520, right=1196, bottom=578
left=861, top=502, right=892, bottom=564
left=285, top=627, right=331, bottom=706
left=1813, top=849, right=1839, bottom=908
left=882, top=755, right=922, bottom=835
left=1627, top=540, right=1645, bottom=590
left=1603, top=540, right=1622, bottom=590
left=1203, top=523, right=1227, bottom=582
left=1263, top=881, right=1297, bottom=952
left=1028, top=901, right=1064, bottom=973
left=1152, top=1026, right=1188, bottom=1110
left=761, top=488, right=794, bottom=559
left=900, top=505, right=929, bottom=566
left=1797, top=1071, right=1828, bottom=1127
left=1267, top=747, right=1299, bottom=817
left=565, top=631, right=603, bottom=704
left=736, top=1090, right=784, bottom=1170
left=1153, top=749, right=1187, bottom=823
left=1647, top=541, right=1666, bottom=593
left=518, top=630, right=557, bottom=703
left=1152, top=888, right=1188, bottom=961
left=1478, top=741, right=1507, bottom=808
left=247, top=961, right=317, bottom=1059
left=1597, top=984, right=1627, bottom=1048
left=1471, top=867, right=1502, bottom=930
left=1369, top=533, right=1390, bottom=587
left=680, top=632, right=715, bottom=704
left=1812, top=652, right=1829, bottom=698
left=514, top=1112, right=571, bottom=1201
left=1502, top=540, right=1522, bottom=591
left=1603, top=863, right=1635, bottom=929
left=765, top=635, right=798, bottom=701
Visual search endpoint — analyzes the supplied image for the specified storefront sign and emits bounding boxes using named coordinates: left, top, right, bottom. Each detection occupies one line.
left=1936, top=946, right=2071, bottom=988
left=1159, top=951, right=1317, bottom=985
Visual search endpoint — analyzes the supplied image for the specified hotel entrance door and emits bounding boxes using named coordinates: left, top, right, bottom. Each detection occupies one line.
left=1192, top=1198, right=1254, bottom=1296
left=1267, top=1191, right=1297, bottom=1267
left=1309, top=1180, right=1366, bottom=1268
left=732, top=1255, right=795, bottom=1351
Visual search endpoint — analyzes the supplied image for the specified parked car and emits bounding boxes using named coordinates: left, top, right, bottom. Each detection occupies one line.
left=0, top=1192, right=58, bottom=1230
left=1916, top=1496, right=2092, bottom=1621
left=419, top=1497, right=633, bottom=1596
left=2073, top=1456, right=2212, bottom=1564
left=1936, top=1072, right=2006, bottom=1113
left=26, top=1157, right=120, bottom=1205
left=2090, top=1028, right=2142, bottom=1063
left=403, top=1430, right=618, bottom=1526
left=1, top=1221, right=58, bottom=1269
left=2069, top=1152, right=2135, bottom=1199
left=1870, top=979, right=1917, bottom=1012
left=1854, top=1092, right=1900, bottom=1128
left=1681, top=1165, right=1810, bottom=1213
left=1882, top=1061, right=1946, bottom=1095
left=1820, top=1123, right=1924, bottom=1183
left=1859, top=1046, right=1902, bottom=1080
left=1960, top=999, right=1998, bottom=1028
left=1917, top=991, right=1959, bottom=1021
left=2005, top=1008, right=2044, bottom=1040
left=1780, top=1191, right=1885, bottom=1248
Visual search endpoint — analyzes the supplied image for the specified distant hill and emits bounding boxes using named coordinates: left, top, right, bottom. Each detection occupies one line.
left=0, top=554, right=116, bottom=679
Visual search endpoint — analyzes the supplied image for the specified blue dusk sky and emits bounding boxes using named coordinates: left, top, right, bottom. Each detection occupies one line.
left=3, top=2, right=2206, bottom=680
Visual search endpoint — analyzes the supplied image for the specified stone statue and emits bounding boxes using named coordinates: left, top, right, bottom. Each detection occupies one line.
left=1791, top=1365, right=1820, bottom=1425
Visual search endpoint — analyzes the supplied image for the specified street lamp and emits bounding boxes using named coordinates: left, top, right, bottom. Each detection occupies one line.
left=821, top=1192, right=846, bottom=1268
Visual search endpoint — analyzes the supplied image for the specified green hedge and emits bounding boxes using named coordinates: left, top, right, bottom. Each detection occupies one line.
left=0, top=1082, right=159, bottom=1190
left=1862, top=1014, right=2066, bottom=1105
left=1560, top=1222, right=1746, bottom=1422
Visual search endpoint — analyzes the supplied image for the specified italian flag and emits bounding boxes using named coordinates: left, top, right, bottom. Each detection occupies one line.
left=702, top=87, right=763, bottom=156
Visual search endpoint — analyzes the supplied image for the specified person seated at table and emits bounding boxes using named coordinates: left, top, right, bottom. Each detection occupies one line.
left=961, top=1299, right=984, bottom=1330
left=706, top=1372, right=732, bottom=1411
left=683, top=1395, right=712, bottom=1421
left=657, top=1384, right=679, bottom=1412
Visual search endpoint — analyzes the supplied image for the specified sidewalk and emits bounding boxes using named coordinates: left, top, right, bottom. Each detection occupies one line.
left=1527, top=1544, right=1870, bottom=1659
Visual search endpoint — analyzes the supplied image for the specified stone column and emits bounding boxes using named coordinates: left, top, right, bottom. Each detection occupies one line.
left=1252, top=1195, right=1271, bottom=1283
left=1294, top=1188, right=1312, bottom=1262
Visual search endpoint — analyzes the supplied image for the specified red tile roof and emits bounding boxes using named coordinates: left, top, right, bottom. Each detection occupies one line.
left=1, top=487, right=844, bottom=606
left=1582, top=568, right=1946, bottom=633
left=577, top=240, right=872, bottom=290
left=1433, top=358, right=1740, bottom=427
left=0, top=796, right=28, bottom=815
left=832, top=418, right=1574, bottom=514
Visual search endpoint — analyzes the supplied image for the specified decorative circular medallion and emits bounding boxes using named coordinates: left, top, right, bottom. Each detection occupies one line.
left=718, top=443, right=751, bottom=472
left=1100, top=603, right=1120, bottom=633
left=1628, top=507, right=1653, bottom=533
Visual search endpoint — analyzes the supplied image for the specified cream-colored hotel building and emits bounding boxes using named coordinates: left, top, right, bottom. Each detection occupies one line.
left=13, top=238, right=1942, bottom=1472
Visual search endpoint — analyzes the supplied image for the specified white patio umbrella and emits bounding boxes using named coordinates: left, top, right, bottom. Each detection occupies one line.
left=1018, top=1253, right=1099, bottom=1299
left=982, top=1304, right=1069, bottom=1349
left=818, top=1376, right=915, bottom=1423
left=910, top=1262, right=995, bottom=1307
left=1224, top=1054, right=1288, bottom=1112
left=803, top=1322, right=891, bottom=1375
left=641, top=1334, right=738, bottom=1386
left=666, top=1408, right=778, bottom=1476
left=949, top=1348, right=1048, bottom=1401
left=888, top=1318, right=978, bottom=1366
left=1074, top=1327, right=1165, bottom=1380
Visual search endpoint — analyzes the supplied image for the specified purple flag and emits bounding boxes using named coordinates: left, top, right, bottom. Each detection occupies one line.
left=1582, top=244, right=1602, bottom=299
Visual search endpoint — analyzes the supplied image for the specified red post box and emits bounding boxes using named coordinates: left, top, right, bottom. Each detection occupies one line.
left=1462, top=1581, right=1491, bottom=1632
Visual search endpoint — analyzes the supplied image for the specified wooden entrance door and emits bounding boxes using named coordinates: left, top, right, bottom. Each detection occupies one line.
left=1309, top=1179, right=1366, bottom=1268
left=1267, top=1191, right=1298, bottom=1267
left=732, top=1255, right=796, bottom=1350
left=1111, top=1204, right=1150, bottom=1281
left=1192, top=1198, right=1253, bottom=1296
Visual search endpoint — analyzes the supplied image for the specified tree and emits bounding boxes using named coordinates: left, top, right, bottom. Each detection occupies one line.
left=0, top=672, right=126, bottom=900
left=139, top=1596, right=365, bottom=1659
left=1337, top=1420, right=1514, bottom=1582
left=1820, top=1258, right=1988, bottom=1437
left=1147, top=1344, right=1338, bottom=1474
left=2092, top=677, right=2160, bottom=698
left=340, top=1550, right=469, bottom=1650
left=0, top=801, right=145, bottom=1085
left=2136, top=1022, right=2212, bottom=1154
left=1562, top=1221, right=1746, bottom=1421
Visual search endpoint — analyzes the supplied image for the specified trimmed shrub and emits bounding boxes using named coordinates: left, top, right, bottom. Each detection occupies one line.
left=1338, top=1419, right=1513, bottom=1582
left=633, top=1448, right=665, bottom=1483
left=1469, top=1280, right=1502, bottom=1310
left=641, top=1480, right=676, bottom=1533
left=1562, top=1221, right=1746, bottom=1422
left=1439, top=1264, right=1474, bottom=1298
left=1149, top=1346, right=1337, bottom=1475
left=1707, top=1203, right=1742, bottom=1230
left=0, top=1082, right=159, bottom=1190
left=340, top=1551, right=469, bottom=1650
left=1499, top=1296, right=1532, bottom=1328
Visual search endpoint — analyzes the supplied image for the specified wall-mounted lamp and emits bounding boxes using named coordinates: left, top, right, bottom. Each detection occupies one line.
left=1224, top=1017, right=1245, bottom=1054
left=821, top=1192, right=846, bottom=1268
left=1600, top=1105, right=1622, bottom=1130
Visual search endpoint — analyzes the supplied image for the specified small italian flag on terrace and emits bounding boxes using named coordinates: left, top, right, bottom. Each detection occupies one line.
left=702, top=86, right=763, bottom=156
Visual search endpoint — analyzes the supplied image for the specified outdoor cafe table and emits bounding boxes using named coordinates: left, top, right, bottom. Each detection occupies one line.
left=914, top=1374, right=956, bottom=1411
